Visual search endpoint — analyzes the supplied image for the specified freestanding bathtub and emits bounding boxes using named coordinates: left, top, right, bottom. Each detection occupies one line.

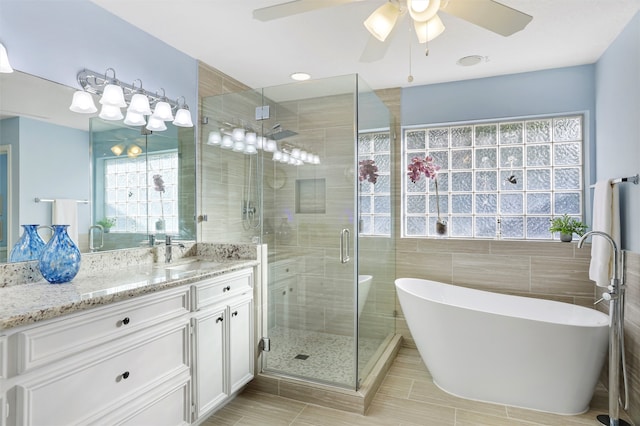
left=395, top=278, right=609, bottom=415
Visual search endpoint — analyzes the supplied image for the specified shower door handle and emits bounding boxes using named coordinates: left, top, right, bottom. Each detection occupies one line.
left=340, top=228, right=350, bottom=264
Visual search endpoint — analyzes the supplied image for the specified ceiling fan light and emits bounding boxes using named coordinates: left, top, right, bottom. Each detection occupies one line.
left=364, top=2, right=400, bottom=42
left=414, top=14, right=446, bottom=43
left=407, top=0, right=441, bottom=22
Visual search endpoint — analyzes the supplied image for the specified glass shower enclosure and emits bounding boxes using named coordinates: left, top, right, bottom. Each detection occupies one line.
left=200, top=74, right=395, bottom=390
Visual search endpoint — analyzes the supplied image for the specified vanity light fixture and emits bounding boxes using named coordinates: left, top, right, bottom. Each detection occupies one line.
left=69, top=68, right=194, bottom=131
left=127, top=144, right=143, bottom=158
left=207, top=131, right=222, bottom=145
left=110, top=143, right=125, bottom=156
left=146, top=116, right=167, bottom=132
left=69, top=91, right=98, bottom=113
left=172, top=97, right=194, bottom=127
left=123, top=110, right=146, bottom=126
left=0, top=42, right=14, bottom=73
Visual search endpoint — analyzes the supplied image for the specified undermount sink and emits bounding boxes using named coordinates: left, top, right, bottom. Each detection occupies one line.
left=152, top=259, right=224, bottom=280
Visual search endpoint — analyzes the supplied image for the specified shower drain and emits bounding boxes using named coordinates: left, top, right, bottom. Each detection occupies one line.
left=294, top=354, right=309, bottom=360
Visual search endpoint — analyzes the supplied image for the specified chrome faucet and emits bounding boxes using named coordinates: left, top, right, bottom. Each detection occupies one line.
left=578, top=230, right=630, bottom=426
left=165, top=235, right=173, bottom=263
left=164, top=235, right=186, bottom=264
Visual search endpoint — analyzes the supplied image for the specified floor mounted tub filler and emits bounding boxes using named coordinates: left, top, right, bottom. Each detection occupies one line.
left=395, top=278, right=609, bottom=415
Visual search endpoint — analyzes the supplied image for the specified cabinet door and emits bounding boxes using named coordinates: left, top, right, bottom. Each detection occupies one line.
left=229, top=296, right=254, bottom=394
left=192, top=307, right=227, bottom=419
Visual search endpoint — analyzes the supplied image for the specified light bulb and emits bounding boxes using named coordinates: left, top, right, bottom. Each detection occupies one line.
left=69, top=90, right=98, bottom=113
left=207, top=131, right=222, bottom=145
left=146, top=116, right=167, bottom=131
left=128, top=93, right=152, bottom=115
left=173, top=108, right=193, bottom=127
left=123, top=110, right=146, bottom=126
left=99, top=104, right=124, bottom=121
left=152, top=101, right=174, bottom=121
left=99, top=83, right=127, bottom=107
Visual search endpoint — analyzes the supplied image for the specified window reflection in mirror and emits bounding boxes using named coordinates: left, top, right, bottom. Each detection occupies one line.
left=91, top=118, right=196, bottom=251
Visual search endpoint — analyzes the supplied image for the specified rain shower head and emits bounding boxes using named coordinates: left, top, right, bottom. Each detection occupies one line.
left=270, top=123, right=298, bottom=140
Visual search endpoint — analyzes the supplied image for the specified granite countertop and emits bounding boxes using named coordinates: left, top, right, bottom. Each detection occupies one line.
left=0, top=257, right=259, bottom=331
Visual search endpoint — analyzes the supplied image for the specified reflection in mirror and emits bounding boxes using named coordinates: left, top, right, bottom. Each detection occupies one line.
left=0, top=71, right=92, bottom=262
left=90, top=118, right=196, bottom=251
left=0, top=71, right=196, bottom=262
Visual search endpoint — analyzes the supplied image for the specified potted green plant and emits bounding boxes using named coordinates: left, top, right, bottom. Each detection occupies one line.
left=96, top=217, right=116, bottom=233
left=549, top=214, right=587, bottom=242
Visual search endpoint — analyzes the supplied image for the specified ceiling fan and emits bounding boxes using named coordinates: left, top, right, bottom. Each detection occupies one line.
left=253, top=0, right=533, bottom=61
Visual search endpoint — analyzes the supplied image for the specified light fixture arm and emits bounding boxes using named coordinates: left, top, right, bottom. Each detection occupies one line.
left=76, top=68, right=183, bottom=110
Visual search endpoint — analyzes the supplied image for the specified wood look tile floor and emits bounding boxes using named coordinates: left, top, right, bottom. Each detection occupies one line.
left=204, top=347, right=628, bottom=426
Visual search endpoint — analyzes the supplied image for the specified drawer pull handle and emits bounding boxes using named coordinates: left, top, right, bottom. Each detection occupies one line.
left=232, top=311, right=238, bottom=317
left=216, top=316, right=224, bottom=323
left=122, top=371, right=130, bottom=380
left=122, top=317, right=130, bottom=325
left=223, top=286, right=231, bottom=292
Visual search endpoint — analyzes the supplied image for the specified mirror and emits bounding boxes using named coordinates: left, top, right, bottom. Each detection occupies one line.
left=0, top=70, right=196, bottom=262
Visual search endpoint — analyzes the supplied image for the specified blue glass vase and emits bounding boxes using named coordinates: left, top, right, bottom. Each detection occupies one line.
left=9, top=224, right=46, bottom=262
left=39, top=225, right=81, bottom=284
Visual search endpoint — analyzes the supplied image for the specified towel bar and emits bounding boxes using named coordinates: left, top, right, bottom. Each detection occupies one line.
left=34, top=198, right=90, bottom=204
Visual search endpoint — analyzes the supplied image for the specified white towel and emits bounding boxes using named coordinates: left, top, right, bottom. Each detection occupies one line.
left=589, top=180, right=620, bottom=287
left=53, top=199, right=78, bottom=245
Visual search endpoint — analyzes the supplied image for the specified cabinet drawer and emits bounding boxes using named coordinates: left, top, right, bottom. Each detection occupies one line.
left=94, top=371, right=190, bottom=426
left=17, top=286, right=190, bottom=374
left=192, top=269, right=252, bottom=310
left=16, top=320, right=190, bottom=426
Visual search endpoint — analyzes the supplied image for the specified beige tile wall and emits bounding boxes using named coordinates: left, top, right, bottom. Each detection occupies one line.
left=619, top=250, right=639, bottom=424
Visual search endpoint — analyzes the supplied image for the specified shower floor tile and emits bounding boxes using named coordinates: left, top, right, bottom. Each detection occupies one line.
left=263, top=327, right=382, bottom=386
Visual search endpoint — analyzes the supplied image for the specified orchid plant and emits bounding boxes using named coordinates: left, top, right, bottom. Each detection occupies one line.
left=407, top=156, right=447, bottom=235
left=359, top=159, right=379, bottom=184
left=153, top=174, right=166, bottom=231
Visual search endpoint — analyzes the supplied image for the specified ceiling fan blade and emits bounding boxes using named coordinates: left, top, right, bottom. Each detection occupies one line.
left=441, top=0, right=532, bottom=37
left=359, top=36, right=391, bottom=63
left=253, top=0, right=361, bottom=21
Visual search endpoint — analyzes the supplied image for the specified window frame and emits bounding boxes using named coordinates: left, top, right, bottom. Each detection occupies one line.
left=401, top=113, right=587, bottom=240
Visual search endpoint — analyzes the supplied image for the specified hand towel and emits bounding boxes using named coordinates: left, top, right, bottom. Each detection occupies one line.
left=53, top=199, right=78, bottom=245
left=589, top=180, right=620, bottom=287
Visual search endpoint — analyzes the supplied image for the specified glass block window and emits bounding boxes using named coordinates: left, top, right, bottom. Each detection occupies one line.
left=104, top=151, right=179, bottom=234
left=402, top=115, right=583, bottom=240
left=359, top=131, right=391, bottom=236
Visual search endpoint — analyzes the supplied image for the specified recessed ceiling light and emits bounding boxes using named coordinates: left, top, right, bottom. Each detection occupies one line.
left=456, top=55, right=487, bottom=67
left=290, top=72, right=311, bottom=81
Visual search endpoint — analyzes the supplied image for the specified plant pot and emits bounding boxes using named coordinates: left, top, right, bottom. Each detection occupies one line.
left=560, top=232, right=573, bottom=242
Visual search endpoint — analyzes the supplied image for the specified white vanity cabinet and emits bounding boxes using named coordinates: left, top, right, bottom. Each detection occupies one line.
left=1, top=266, right=256, bottom=426
left=190, top=268, right=254, bottom=421
left=4, top=286, right=192, bottom=426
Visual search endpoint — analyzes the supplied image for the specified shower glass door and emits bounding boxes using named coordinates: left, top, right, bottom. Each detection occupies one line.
left=261, top=75, right=359, bottom=388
